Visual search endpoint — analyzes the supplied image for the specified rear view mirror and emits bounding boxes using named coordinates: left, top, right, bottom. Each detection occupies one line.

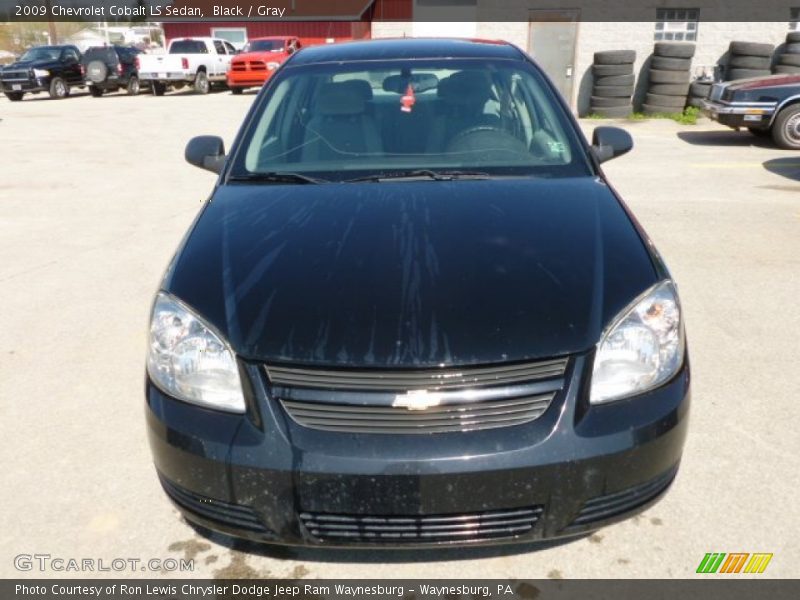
left=382, top=73, right=439, bottom=94
left=591, top=126, right=633, bottom=163
left=185, top=136, right=225, bottom=173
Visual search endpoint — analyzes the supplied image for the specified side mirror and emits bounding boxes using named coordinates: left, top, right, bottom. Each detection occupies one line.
left=185, top=136, right=225, bottom=173
left=591, top=126, right=633, bottom=163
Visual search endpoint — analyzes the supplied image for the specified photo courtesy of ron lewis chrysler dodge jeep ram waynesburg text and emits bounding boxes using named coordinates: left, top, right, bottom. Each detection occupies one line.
left=145, top=38, right=689, bottom=547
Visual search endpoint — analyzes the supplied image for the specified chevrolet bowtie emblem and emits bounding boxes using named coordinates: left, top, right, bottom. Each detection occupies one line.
left=392, top=389, right=443, bottom=410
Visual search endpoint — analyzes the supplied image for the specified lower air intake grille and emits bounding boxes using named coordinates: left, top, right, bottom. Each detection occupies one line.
left=300, top=506, right=544, bottom=543
left=566, top=465, right=679, bottom=529
left=159, top=475, right=270, bottom=535
left=282, top=392, right=555, bottom=434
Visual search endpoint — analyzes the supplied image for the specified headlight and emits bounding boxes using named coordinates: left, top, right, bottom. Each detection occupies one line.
left=267, top=62, right=280, bottom=70
left=590, top=280, right=684, bottom=404
left=33, top=68, right=49, bottom=78
left=147, top=292, right=245, bottom=413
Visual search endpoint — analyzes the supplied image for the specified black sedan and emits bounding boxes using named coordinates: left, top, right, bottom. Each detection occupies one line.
left=146, top=38, right=689, bottom=547
left=702, top=73, right=800, bottom=149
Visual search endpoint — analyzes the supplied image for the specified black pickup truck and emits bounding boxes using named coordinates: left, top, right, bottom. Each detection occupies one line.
left=0, top=45, right=83, bottom=101
left=701, top=74, right=800, bottom=149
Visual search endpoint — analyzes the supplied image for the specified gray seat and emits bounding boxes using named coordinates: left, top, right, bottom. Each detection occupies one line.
left=302, top=81, right=382, bottom=161
left=426, top=70, right=501, bottom=153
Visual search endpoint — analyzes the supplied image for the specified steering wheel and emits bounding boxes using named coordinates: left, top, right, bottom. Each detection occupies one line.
left=446, top=125, right=530, bottom=157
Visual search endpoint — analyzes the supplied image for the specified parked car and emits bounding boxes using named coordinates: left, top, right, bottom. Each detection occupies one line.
left=702, top=73, right=800, bottom=149
left=226, top=36, right=301, bottom=94
left=137, top=37, right=235, bottom=96
left=81, top=45, right=148, bottom=97
left=0, top=45, right=83, bottom=101
left=146, top=38, right=689, bottom=547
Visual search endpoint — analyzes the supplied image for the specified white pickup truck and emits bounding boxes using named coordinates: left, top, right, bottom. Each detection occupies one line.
left=138, top=37, right=236, bottom=95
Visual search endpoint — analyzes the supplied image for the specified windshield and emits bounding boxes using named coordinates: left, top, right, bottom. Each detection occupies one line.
left=232, top=58, right=592, bottom=181
left=169, top=40, right=207, bottom=54
left=244, top=40, right=286, bottom=53
left=20, top=47, right=61, bottom=62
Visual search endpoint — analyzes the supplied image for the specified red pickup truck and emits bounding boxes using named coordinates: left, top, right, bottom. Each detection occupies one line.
left=227, top=36, right=301, bottom=94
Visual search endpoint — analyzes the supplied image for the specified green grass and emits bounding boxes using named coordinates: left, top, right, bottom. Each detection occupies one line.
left=587, top=106, right=700, bottom=125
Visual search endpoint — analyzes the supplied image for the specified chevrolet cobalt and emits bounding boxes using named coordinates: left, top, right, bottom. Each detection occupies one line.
left=146, top=39, right=689, bottom=546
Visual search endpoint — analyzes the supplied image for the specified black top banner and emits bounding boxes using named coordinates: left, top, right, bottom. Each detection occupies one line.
left=1, top=0, right=800, bottom=22
left=3, top=579, right=800, bottom=600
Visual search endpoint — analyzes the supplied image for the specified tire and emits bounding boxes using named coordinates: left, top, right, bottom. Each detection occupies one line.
left=727, top=68, right=771, bottom=80
left=650, top=56, right=692, bottom=71
left=193, top=70, right=209, bottom=94
left=787, top=31, right=800, bottom=44
left=127, top=76, right=140, bottom=96
left=728, top=55, right=772, bottom=69
left=687, top=97, right=705, bottom=108
left=642, top=103, right=685, bottom=115
left=592, top=84, right=634, bottom=97
left=48, top=77, right=67, bottom=99
left=771, top=104, right=800, bottom=149
left=152, top=81, right=167, bottom=96
left=645, top=93, right=687, bottom=108
left=589, top=105, right=632, bottom=118
left=589, top=95, right=631, bottom=107
left=89, top=86, right=104, bottom=97
left=592, top=64, right=632, bottom=77
left=689, top=81, right=712, bottom=97
left=5, top=91, right=23, bottom=101
left=593, top=74, right=635, bottom=86
left=654, top=42, right=696, bottom=58
left=778, top=53, right=800, bottom=66
left=649, top=69, right=690, bottom=84
left=593, top=50, right=636, bottom=65
left=86, top=60, right=108, bottom=84
left=773, top=65, right=800, bottom=74
left=650, top=83, right=690, bottom=95
left=784, top=43, right=800, bottom=55
left=747, top=126, right=771, bottom=137
left=230, top=87, right=244, bottom=95
left=729, top=41, right=774, bottom=57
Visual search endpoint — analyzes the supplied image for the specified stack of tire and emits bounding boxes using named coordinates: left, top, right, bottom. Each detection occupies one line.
left=724, top=41, right=774, bottom=81
left=772, top=31, right=800, bottom=75
left=590, top=50, right=635, bottom=118
left=686, top=79, right=713, bottom=108
left=643, top=42, right=695, bottom=115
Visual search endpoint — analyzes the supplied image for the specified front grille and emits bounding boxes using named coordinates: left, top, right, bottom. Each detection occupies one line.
left=159, top=474, right=270, bottom=535
left=282, top=391, right=555, bottom=434
left=300, top=506, right=543, bottom=543
left=269, top=358, right=567, bottom=435
left=231, top=60, right=266, bottom=72
left=565, top=465, right=679, bottom=529
left=1, top=70, right=31, bottom=82
left=267, top=358, right=567, bottom=391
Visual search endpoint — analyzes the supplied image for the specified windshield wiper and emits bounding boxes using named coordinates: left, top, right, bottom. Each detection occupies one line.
left=344, top=169, right=492, bottom=183
left=228, top=172, right=328, bottom=184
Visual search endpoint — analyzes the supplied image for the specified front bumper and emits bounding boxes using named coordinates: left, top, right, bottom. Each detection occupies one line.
left=0, top=77, right=49, bottom=93
left=146, top=354, right=690, bottom=547
left=701, top=99, right=777, bottom=129
left=227, top=70, right=273, bottom=89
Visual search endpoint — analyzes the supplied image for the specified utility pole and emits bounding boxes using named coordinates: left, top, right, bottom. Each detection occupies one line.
left=44, top=0, right=57, bottom=43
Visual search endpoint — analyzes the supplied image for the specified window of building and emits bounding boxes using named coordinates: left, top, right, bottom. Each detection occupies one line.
left=211, top=27, right=248, bottom=50
left=791, top=8, right=800, bottom=31
left=654, top=8, right=699, bottom=41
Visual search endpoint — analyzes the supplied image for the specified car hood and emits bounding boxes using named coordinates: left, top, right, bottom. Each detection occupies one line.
left=165, top=178, right=658, bottom=367
left=233, top=51, right=288, bottom=63
left=3, top=59, right=59, bottom=71
left=724, top=73, right=800, bottom=91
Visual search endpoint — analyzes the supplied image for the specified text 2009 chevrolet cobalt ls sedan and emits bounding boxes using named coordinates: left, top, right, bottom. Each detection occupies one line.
left=146, top=38, right=689, bottom=546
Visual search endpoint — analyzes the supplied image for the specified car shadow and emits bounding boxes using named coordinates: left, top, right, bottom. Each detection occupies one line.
left=187, top=519, right=589, bottom=563
left=763, top=157, right=800, bottom=181
left=677, top=129, right=775, bottom=148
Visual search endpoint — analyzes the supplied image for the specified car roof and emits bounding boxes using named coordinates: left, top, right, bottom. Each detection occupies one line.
left=251, top=36, right=294, bottom=41
left=290, top=38, right=523, bottom=65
